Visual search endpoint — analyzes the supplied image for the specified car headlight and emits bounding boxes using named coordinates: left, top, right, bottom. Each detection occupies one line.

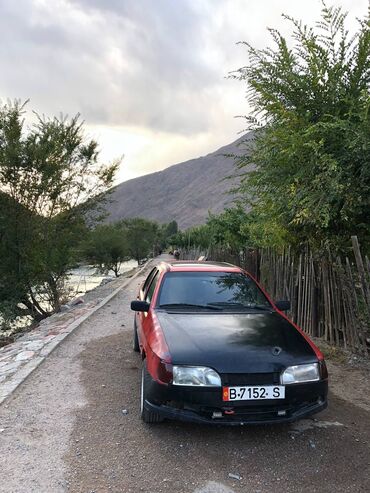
left=172, top=366, right=221, bottom=386
left=281, top=363, right=320, bottom=385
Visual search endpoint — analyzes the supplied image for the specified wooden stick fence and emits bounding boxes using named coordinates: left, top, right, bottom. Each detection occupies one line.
left=181, top=237, right=370, bottom=354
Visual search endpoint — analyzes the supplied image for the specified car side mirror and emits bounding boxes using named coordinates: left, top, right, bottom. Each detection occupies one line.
left=275, top=300, right=291, bottom=312
left=131, top=300, right=150, bottom=312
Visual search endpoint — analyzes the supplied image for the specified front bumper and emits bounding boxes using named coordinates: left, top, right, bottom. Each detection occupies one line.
left=144, top=398, right=327, bottom=425
left=145, top=376, right=328, bottom=425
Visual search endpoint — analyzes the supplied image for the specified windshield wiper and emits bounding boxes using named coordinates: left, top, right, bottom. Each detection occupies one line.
left=207, top=302, right=272, bottom=311
left=159, top=303, right=223, bottom=311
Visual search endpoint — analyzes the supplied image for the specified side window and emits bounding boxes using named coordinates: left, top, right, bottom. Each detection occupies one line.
left=145, top=271, right=160, bottom=304
left=141, top=268, right=157, bottom=296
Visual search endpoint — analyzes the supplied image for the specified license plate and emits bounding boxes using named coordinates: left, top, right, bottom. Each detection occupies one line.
left=223, top=385, right=285, bottom=401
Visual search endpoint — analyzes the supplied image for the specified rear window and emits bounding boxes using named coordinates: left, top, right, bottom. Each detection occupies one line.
left=157, top=271, right=271, bottom=309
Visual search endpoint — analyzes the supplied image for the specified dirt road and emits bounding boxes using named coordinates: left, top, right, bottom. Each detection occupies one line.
left=1, top=256, right=370, bottom=493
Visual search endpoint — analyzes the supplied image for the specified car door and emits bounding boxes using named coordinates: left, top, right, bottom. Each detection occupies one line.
left=137, top=268, right=160, bottom=350
left=140, top=271, right=160, bottom=354
left=135, top=268, right=156, bottom=329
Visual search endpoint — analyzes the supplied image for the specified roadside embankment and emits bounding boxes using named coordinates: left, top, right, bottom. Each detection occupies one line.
left=0, top=262, right=150, bottom=406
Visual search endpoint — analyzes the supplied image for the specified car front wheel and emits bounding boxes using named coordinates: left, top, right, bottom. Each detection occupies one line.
left=140, top=360, right=164, bottom=424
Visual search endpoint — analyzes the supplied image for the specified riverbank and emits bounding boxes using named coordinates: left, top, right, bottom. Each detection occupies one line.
left=0, top=261, right=138, bottom=347
left=0, top=260, right=150, bottom=404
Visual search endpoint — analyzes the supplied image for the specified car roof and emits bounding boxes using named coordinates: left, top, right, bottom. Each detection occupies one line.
left=157, top=260, right=243, bottom=273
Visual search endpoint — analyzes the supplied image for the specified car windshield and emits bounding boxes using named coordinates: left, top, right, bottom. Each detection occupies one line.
left=158, top=271, right=272, bottom=310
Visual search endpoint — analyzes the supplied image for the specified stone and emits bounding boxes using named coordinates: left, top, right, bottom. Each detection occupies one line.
left=15, top=351, right=35, bottom=361
left=228, top=473, right=241, bottom=481
left=100, top=278, right=113, bottom=286
left=72, top=298, right=84, bottom=306
left=1, top=361, right=22, bottom=372
left=23, top=341, right=44, bottom=351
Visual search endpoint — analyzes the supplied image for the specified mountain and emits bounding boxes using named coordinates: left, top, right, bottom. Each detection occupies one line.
left=104, top=132, right=253, bottom=230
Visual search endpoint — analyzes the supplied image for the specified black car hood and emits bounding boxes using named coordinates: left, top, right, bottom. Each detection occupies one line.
left=156, top=311, right=317, bottom=373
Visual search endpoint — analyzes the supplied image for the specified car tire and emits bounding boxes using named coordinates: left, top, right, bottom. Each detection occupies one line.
left=133, top=317, right=140, bottom=352
left=140, top=360, right=164, bottom=424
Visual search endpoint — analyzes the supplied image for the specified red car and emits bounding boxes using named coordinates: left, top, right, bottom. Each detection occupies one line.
left=131, top=261, right=328, bottom=425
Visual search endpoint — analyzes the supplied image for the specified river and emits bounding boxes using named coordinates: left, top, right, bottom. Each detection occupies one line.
left=66, top=260, right=138, bottom=296
left=0, top=260, right=138, bottom=341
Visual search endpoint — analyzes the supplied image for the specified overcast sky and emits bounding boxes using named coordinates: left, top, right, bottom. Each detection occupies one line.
left=0, top=0, right=367, bottom=184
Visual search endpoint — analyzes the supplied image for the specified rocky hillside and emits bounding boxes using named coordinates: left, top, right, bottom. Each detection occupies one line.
left=104, top=132, right=252, bottom=230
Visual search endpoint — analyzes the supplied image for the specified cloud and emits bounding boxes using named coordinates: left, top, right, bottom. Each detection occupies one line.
left=0, top=0, right=368, bottom=182
left=0, top=0, right=224, bottom=135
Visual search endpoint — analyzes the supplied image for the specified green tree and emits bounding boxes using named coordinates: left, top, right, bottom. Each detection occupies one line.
left=120, top=218, right=158, bottom=263
left=80, top=224, right=130, bottom=277
left=167, top=206, right=287, bottom=253
left=177, top=224, right=212, bottom=249
left=207, top=206, right=251, bottom=253
left=0, top=100, right=118, bottom=326
left=232, top=3, right=370, bottom=251
left=157, top=220, right=180, bottom=252
left=164, top=220, right=178, bottom=238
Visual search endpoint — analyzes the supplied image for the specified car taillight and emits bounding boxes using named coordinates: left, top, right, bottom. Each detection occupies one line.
left=319, top=360, right=328, bottom=380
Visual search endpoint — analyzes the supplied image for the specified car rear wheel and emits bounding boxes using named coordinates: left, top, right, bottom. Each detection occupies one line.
left=133, top=317, right=140, bottom=352
left=140, top=360, right=164, bottom=423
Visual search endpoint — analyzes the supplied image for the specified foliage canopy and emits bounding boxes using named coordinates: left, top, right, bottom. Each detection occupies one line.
left=79, top=224, right=130, bottom=278
left=0, top=100, right=118, bottom=328
left=232, top=2, right=370, bottom=251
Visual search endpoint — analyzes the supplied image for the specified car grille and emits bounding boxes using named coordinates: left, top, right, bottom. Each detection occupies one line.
left=222, top=372, right=280, bottom=386
left=212, top=398, right=320, bottom=421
